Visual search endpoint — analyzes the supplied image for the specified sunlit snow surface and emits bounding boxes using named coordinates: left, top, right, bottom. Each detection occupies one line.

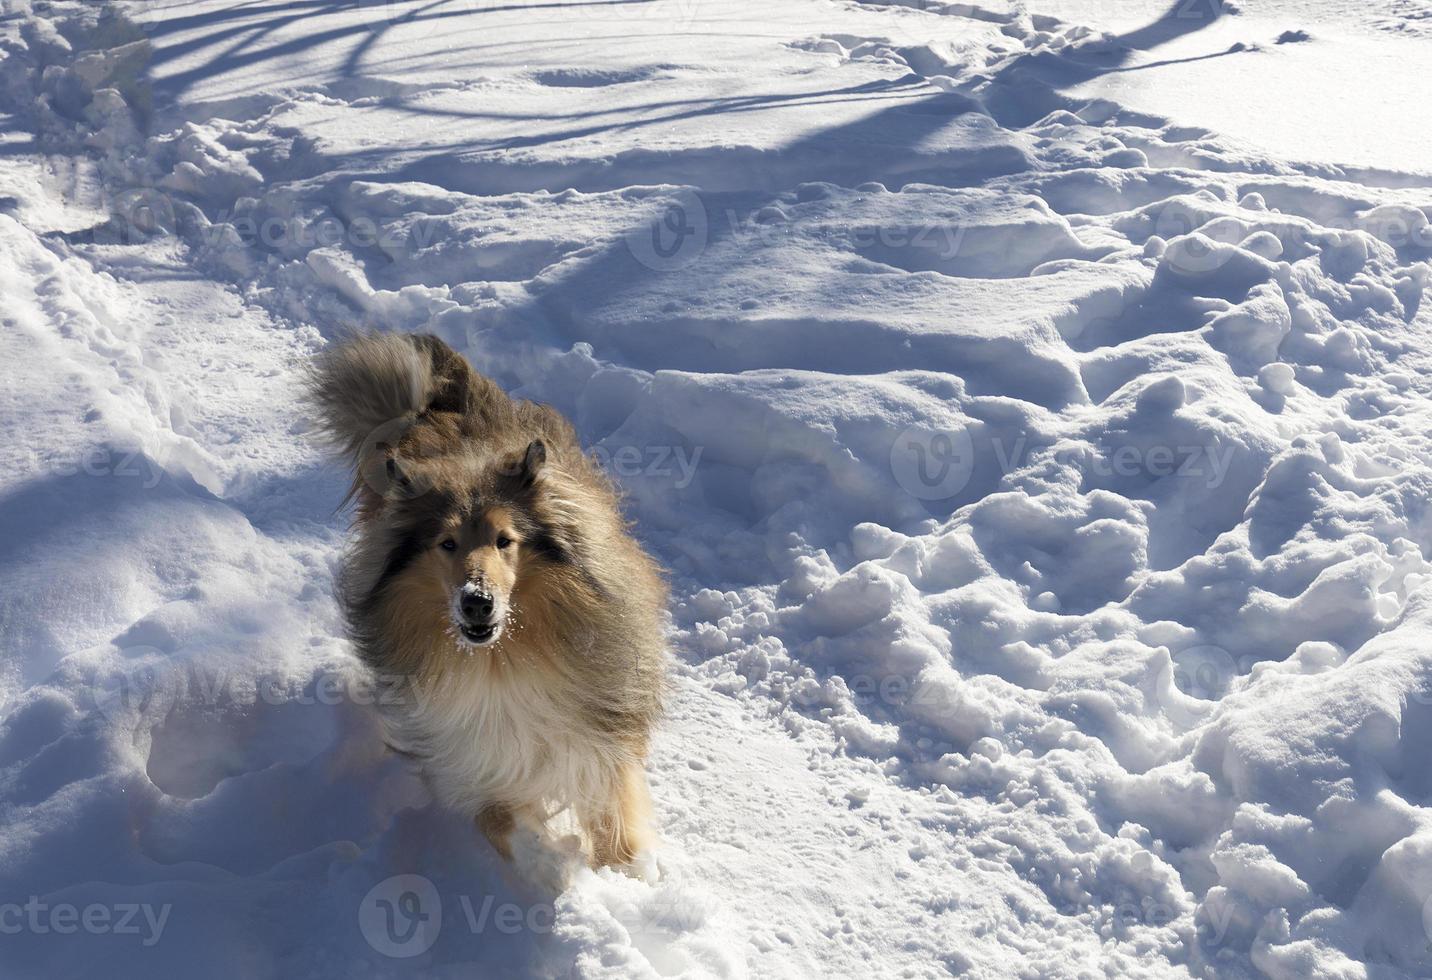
left=2, top=0, right=1432, bottom=976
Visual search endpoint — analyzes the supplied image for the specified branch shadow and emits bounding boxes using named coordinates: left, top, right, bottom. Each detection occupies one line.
left=967, top=0, right=1246, bottom=126
left=1109, top=0, right=1232, bottom=53
left=145, top=0, right=665, bottom=98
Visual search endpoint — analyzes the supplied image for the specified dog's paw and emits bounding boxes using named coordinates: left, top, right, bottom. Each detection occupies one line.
left=626, top=848, right=662, bottom=883
left=509, top=824, right=584, bottom=893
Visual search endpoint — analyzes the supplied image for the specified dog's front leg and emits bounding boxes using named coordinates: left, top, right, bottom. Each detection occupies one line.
left=585, top=760, right=655, bottom=869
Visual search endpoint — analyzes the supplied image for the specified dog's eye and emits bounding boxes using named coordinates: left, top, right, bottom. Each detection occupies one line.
left=496, top=535, right=513, bottom=550
left=440, top=538, right=457, bottom=552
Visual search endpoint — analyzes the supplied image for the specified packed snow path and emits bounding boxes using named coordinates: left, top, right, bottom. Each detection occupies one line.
left=2, top=0, right=1432, bottom=977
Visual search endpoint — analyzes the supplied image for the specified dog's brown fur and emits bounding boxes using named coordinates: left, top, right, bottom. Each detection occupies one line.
left=308, top=332, right=667, bottom=868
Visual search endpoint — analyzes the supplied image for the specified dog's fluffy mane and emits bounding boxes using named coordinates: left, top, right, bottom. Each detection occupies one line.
left=307, top=333, right=667, bottom=852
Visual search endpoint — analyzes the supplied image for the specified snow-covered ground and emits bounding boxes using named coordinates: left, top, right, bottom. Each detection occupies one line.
left=2, top=0, right=1431, bottom=976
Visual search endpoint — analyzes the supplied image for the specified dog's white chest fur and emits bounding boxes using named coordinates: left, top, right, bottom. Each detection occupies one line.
left=389, top=658, right=613, bottom=817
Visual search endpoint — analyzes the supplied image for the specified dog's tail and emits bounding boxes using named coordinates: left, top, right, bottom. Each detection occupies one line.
left=307, top=332, right=482, bottom=469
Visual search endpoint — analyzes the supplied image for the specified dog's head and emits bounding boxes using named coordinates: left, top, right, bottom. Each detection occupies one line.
left=363, top=439, right=567, bottom=651
left=438, top=499, right=522, bottom=647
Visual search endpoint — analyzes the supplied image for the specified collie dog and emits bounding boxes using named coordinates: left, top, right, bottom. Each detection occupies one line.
left=308, top=333, right=667, bottom=869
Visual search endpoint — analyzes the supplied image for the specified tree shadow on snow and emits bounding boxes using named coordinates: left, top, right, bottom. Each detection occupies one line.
left=142, top=0, right=664, bottom=99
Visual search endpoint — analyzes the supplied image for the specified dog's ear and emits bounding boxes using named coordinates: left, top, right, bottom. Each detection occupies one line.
left=518, top=440, right=546, bottom=488
left=375, top=443, right=425, bottom=499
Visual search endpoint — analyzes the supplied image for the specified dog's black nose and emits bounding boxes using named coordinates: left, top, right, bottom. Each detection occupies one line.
left=461, top=588, right=494, bottom=622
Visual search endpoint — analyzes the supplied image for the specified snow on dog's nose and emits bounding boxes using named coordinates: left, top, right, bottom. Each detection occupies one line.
left=454, top=581, right=503, bottom=646
left=460, top=586, right=494, bottom=623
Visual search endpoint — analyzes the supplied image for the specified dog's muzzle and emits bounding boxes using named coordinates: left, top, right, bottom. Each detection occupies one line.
left=453, top=582, right=504, bottom=646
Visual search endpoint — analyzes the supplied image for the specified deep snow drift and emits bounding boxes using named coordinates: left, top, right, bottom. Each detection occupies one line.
left=2, top=0, right=1432, bottom=977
